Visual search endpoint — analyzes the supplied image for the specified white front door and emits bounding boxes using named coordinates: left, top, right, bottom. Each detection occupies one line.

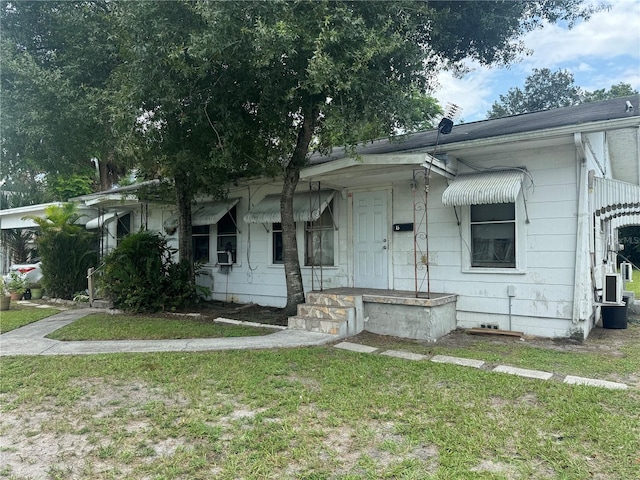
left=353, top=191, right=388, bottom=288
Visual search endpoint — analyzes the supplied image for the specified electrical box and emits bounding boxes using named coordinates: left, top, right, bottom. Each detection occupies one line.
left=507, top=285, right=516, bottom=297
left=393, top=223, right=414, bottom=232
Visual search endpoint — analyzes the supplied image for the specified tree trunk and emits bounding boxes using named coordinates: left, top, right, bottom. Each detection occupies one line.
left=175, top=174, right=195, bottom=282
left=281, top=106, right=319, bottom=316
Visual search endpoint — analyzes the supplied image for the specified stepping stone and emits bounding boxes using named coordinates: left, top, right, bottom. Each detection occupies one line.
left=493, top=365, right=553, bottom=380
left=381, top=350, right=428, bottom=361
left=334, top=342, right=378, bottom=354
left=431, top=355, right=484, bottom=368
left=564, top=375, right=628, bottom=390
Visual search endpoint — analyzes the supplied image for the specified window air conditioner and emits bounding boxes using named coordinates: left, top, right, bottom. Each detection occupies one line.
left=602, top=273, right=622, bottom=304
left=217, top=251, right=233, bottom=265
left=621, top=262, right=633, bottom=283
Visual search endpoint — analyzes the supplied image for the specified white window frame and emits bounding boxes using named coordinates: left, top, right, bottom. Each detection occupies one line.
left=460, top=199, right=526, bottom=274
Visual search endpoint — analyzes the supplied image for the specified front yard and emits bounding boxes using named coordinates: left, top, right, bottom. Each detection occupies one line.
left=1, top=303, right=639, bottom=479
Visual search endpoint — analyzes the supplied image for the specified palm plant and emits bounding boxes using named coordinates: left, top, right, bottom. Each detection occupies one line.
left=23, top=203, right=97, bottom=299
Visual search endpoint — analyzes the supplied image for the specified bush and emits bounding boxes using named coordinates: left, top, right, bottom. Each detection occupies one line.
left=102, top=230, right=200, bottom=312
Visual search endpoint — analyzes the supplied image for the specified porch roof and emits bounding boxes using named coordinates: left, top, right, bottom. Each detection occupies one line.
left=442, top=170, right=525, bottom=206
left=244, top=190, right=335, bottom=224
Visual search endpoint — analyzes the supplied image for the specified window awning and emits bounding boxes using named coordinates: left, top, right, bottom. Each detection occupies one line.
left=163, top=198, right=239, bottom=230
left=244, top=190, right=335, bottom=224
left=193, top=198, right=239, bottom=226
left=593, top=177, right=640, bottom=220
left=442, top=170, right=525, bottom=206
left=86, top=211, right=128, bottom=230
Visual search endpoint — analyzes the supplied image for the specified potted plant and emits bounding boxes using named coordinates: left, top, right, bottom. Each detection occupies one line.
left=29, top=281, right=44, bottom=300
left=0, top=277, right=10, bottom=311
left=6, top=272, right=28, bottom=301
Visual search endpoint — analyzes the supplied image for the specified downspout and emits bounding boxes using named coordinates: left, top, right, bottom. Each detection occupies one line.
left=572, top=133, right=590, bottom=327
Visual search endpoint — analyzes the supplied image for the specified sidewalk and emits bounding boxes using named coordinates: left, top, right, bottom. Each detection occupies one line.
left=0, top=307, right=336, bottom=356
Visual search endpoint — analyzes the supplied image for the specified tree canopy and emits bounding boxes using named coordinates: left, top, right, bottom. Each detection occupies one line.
left=487, top=68, right=638, bottom=119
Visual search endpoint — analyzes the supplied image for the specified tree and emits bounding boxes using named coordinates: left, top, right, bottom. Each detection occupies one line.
left=111, top=1, right=260, bottom=282
left=487, top=68, right=582, bottom=118
left=487, top=70, right=638, bottom=119
left=1, top=1, right=129, bottom=192
left=198, top=1, right=596, bottom=314
left=582, top=83, right=638, bottom=103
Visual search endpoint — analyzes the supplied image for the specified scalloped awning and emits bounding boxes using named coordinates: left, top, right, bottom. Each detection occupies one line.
left=442, top=170, right=525, bottom=206
left=593, top=177, right=640, bottom=220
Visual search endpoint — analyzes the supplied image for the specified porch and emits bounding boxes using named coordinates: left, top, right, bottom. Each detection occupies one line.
left=289, top=288, right=458, bottom=342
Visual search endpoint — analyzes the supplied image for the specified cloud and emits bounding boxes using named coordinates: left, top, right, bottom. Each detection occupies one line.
left=432, top=0, right=640, bottom=122
left=521, top=0, right=640, bottom=68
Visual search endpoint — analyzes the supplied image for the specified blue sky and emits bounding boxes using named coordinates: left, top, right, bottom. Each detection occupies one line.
left=432, top=0, right=640, bottom=122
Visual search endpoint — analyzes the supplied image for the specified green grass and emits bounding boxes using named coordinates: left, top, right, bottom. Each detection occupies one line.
left=1, top=348, right=639, bottom=479
left=624, top=268, right=640, bottom=297
left=0, top=306, right=61, bottom=333
left=46, top=313, right=276, bottom=341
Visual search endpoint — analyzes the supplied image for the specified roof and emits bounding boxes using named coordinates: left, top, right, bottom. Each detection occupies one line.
left=310, top=95, right=640, bottom=165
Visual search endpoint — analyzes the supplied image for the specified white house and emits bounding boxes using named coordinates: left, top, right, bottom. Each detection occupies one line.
left=2, top=95, right=638, bottom=340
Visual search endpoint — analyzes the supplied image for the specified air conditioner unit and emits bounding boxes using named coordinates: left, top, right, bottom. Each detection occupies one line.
left=217, top=251, right=233, bottom=265
left=602, top=273, right=623, bottom=304
left=621, top=262, right=633, bottom=283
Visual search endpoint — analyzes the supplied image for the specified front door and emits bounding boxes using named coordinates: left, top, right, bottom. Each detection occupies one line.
left=353, top=191, right=388, bottom=288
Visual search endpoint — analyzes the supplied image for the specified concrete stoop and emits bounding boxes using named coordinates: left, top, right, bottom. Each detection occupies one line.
left=288, top=292, right=365, bottom=338
left=90, top=299, right=114, bottom=309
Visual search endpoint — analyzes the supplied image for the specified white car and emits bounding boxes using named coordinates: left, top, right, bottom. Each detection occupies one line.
left=4, top=259, right=43, bottom=285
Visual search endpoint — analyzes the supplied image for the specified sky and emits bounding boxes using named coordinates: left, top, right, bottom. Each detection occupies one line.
left=432, top=0, right=640, bottom=123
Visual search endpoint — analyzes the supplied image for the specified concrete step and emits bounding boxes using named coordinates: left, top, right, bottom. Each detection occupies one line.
left=288, top=316, right=349, bottom=336
left=297, top=303, right=355, bottom=322
left=306, top=292, right=358, bottom=307
left=90, top=299, right=114, bottom=309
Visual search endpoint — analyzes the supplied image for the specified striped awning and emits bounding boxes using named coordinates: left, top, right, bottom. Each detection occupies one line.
left=86, top=211, right=128, bottom=230
left=163, top=198, right=239, bottom=230
left=442, top=170, right=525, bottom=206
left=593, top=177, right=640, bottom=220
left=244, top=190, right=335, bottom=224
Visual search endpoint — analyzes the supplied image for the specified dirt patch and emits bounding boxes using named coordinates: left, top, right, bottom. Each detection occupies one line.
left=351, top=314, right=640, bottom=356
left=161, top=300, right=290, bottom=326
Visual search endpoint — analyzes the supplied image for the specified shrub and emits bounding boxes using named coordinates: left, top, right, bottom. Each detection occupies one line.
left=24, top=204, right=97, bottom=299
left=102, top=230, right=200, bottom=312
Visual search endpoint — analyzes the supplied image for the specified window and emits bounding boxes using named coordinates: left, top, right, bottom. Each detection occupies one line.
left=470, top=203, right=515, bottom=268
left=305, top=203, right=334, bottom=266
left=216, top=206, right=237, bottom=264
left=192, top=225, right=210, bottom=263
left=272, top=222, right=284, bottom=264
left=116, top=213, right=131, bottom=244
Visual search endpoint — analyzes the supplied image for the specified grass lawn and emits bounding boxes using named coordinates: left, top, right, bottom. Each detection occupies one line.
left=2, top=344, right=639, bottom=479
left=0, top=306, right=61, bottom=334
left=46, top=313, right=277, bottom=341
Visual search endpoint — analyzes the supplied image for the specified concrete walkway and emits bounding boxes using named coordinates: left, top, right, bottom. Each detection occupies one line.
left=0, top=306, right=633, bottom=391
left=0, top=307, right=336, bottom=356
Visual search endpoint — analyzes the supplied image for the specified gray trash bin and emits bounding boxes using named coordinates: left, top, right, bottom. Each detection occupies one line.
left=602, top=296, right=629, bottom=329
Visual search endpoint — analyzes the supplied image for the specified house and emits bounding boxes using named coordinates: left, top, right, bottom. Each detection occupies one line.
left=1, top=95, right=638, bottom=340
